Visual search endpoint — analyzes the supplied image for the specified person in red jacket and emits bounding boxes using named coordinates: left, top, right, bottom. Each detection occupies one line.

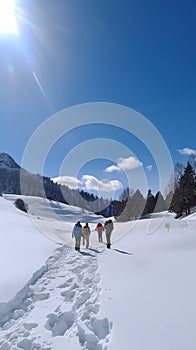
left=95, top=222, right=104, bottom=243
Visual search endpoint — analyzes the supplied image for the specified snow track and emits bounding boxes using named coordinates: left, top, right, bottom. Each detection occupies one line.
left=0, top=246, right=112, bottom=350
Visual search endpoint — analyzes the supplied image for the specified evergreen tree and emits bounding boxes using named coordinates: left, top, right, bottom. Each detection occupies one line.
left=114, top=199, right=128, bottom=220
left=143, top=189, right=155, bottom=216
left=178, top=162, right=196, bottom=215
left=170, top=162, right=196, bottom=217
left=131, top=190, right=146, bottom=219
left=154, top=191, right=167, bottom=212
left=170, top=187, right=183, bottom=217
left=115, top=189, right=145, bottom=222
left=114, top=188, right=129, bottom=220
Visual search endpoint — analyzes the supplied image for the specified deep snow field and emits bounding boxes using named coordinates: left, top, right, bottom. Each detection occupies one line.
left=0, top=194, right=196, bottom=350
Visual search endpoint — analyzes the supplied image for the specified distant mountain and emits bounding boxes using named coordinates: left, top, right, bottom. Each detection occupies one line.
left=0, top=153, right=114, bottom=217
left=0, top=153, right=20, bottom=170
left=0, top=152, right=66, bottom=203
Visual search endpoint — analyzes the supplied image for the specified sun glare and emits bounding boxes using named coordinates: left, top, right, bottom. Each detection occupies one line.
left=0, top=0, right=18, bottom=35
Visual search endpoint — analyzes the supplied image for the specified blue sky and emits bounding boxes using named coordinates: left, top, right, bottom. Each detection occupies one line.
left=0, top=0, right=195, bottom=198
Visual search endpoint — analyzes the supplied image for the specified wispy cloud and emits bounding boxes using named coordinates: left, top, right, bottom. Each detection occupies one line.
left=81, top=175, right=123, bottom=193
left=146, top=165, right=152, bottom=172
left=177, top=148, right=196, bottom=156
left=52, top=176, right=80, bottom=189
left=105, top=156, right=142, bottom=173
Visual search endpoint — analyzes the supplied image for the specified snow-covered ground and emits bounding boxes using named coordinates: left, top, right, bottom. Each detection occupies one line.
left=0, top=195, right=196, bottom=350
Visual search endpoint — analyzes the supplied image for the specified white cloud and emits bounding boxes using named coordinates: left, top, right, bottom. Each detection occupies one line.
left=52, top=175, right=123, bottom=193
left=146, top=165, right=152, bottom=172
left=81, top=175, right=123, bottom=193
left=104, top=164, right=121, bottom=173
left=51, top=176, right=80, bottom=189
left=105, top=156, right=142, bottom=173
left=178, top=148, right=196, bottom=156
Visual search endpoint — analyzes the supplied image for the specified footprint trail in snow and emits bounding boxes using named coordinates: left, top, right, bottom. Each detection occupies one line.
left=0, top=246, right=112, bottom=350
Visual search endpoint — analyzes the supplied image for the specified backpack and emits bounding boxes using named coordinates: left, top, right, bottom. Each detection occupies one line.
left=73, top=224, right=82, bottom=237
left=83, top=226, right=90, bottom=236
left=96, top=223, right=103, bottom=232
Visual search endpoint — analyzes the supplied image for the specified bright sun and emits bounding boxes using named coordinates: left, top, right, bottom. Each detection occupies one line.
left=0, top=0, right=18, bottom=35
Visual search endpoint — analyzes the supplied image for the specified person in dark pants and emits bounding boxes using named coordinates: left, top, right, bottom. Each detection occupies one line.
left=95, top=222, right=104, bottom=243
left=72, top=221, right=82, bottom=251
left=104, top=219, right=114, bottom=248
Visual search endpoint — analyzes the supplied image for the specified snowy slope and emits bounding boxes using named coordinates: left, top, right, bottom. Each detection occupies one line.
left=0, top=196, right=56, bottom=302
left=3, top=194, right=105, bottom=244
left=99, top=215, right=196, bottom=350
left=0, top=195, right=196, bottom=350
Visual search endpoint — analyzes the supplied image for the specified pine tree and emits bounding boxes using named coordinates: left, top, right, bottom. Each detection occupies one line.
left=143, top=189, right=155, bottom=216
left=178, top=162, right=196, bottom=215
left=115, top=189, right=145, bottom=222
left=170, top=187, right=183, bottom=217
left=171, top=162, right=196, bottom=217
left=131, top=190, right=146, bottom=219
left=154, top=191, right=167, bottom=212
left=114, top=199, right=127, bottom=220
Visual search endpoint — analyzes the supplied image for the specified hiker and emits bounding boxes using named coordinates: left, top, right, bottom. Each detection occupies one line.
left=72, top=221, right=82, bottom=251
left=104, top=219, right=114, bottom=249
left=95, top=222, right=104, bottom=243
left=83, top=223, right=91, bottom=248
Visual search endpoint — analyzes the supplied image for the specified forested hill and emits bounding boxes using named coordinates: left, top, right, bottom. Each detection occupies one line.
left=0, top=153, right=114, bottom=216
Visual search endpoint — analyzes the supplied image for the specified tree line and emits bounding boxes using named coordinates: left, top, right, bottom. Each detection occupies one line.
left=0, top=157, right=195, bottom=220
left=114, top=161, right=196, bottom=221
left=113, top=188, right=167, bottom=221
